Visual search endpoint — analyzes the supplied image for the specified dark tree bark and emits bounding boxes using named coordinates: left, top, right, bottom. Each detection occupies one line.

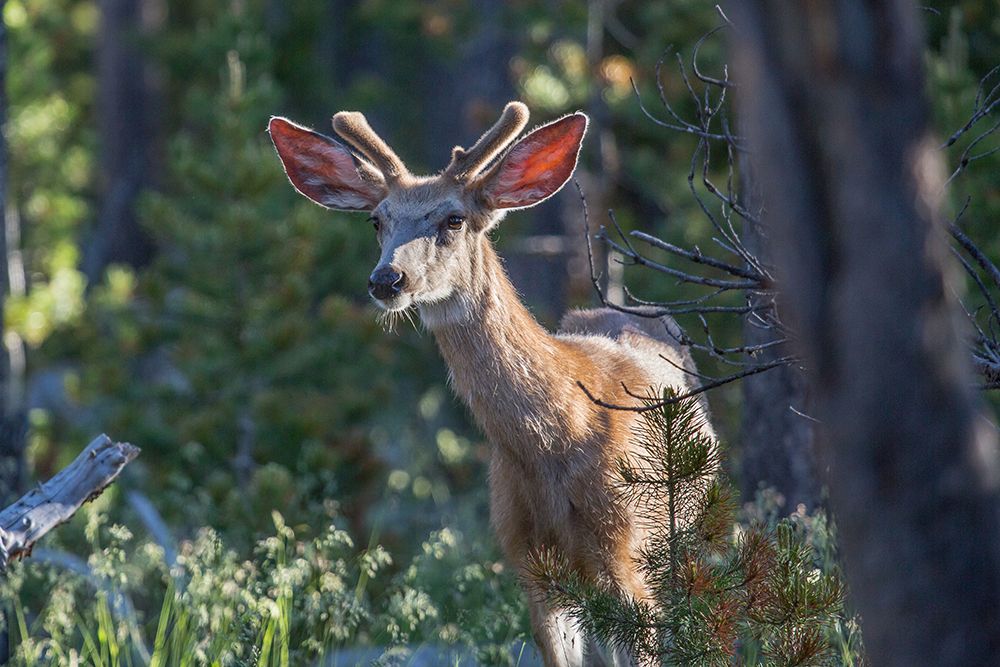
left=739, top=305, right=818, bottom=509
left=739, top=163, right=818, bottom=509
left=730, top=2, right=1000, bottom=665
left=85, top=0, right=161, bottom=282
left=420, top=0, right=517, bottom=162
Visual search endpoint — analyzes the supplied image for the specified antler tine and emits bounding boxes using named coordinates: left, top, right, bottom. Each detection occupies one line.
left=445, top=101, right=530, bottom=182
left=332, top=112, right=409, bottom=181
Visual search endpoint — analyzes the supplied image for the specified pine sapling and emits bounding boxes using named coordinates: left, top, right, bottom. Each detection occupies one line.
left=528, top=389, right=854, bottom=666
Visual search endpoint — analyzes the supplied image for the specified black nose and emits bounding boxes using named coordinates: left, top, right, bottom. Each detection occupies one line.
left=368, top=266, right=406, bottom=300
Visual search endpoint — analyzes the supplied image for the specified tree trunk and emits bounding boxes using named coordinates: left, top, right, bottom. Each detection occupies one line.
left=739, top=159, right=818, bottom=509
left=85, top=0, right=162, bottom=282
left=739, top=312, right=818, bottom=509
left=0, top=0, right=24, bottom=510
left=730, top=2, right=1000, bottom=665
left=0, top=7, right=23, bottom=660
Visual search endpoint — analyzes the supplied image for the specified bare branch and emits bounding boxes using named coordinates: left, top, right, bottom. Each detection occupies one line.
left=941, top=64, right=1000, bottom=149
left=691, top=25, right=731, bottom=88
left=576, top=356, right=796, bottom=414
left=599, top=226, right=758, bottom=290
left=950, top=220, right=1000, bottom=293
left=629, top=230, right=763, bottom=281
left=943, top=116, right=1000, bottom=187
left=629, top=77, right=742, bottom=146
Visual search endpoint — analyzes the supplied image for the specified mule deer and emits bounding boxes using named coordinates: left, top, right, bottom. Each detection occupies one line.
left=269, top=102, right=715, bottom=666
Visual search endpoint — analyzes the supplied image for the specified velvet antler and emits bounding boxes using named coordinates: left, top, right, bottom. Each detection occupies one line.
left=332, top=112, right=409, bottom=182
left=444, top=101, right=530, bottom=182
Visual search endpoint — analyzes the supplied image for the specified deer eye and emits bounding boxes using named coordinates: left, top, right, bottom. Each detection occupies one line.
left=447, top=215, right=465, bottom=231
left=369, top=216, right=380, bottom=232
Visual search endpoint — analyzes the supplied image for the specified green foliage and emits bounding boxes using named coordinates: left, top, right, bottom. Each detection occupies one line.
left=529, top=392, right=860, bottom=666
left=4, top=0, right=95, bottom=346
left=32, top=4, right=467, bottom=548
left=1, top=507, right=528, bottom=666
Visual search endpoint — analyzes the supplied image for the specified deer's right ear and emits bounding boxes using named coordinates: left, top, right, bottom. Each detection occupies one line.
left=268, top=117, right=386, bottom=211
left=476, top=112, right=587, bottom=211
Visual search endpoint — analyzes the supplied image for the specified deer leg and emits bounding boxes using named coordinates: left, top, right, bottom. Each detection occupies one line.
left=599, top=554, right=653, bottom=667
left=528, top=597, right=587, bottom=667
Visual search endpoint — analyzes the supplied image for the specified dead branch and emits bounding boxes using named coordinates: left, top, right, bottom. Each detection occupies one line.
left=578, top=25, right=793, bottom=402
left=575, top=356, right=796, bottom=413
left=943, top=61, right=1000, bottom=389
left=0, top=434, right=139, bottom=570
left=941, top=64, right=1000, bottom=149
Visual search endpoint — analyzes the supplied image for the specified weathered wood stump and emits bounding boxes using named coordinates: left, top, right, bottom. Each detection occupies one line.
left=0, top=434, right=139, bottom=570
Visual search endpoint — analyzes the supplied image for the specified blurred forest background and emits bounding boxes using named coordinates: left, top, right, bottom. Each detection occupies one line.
left=0, top=0, right=997, bottom=664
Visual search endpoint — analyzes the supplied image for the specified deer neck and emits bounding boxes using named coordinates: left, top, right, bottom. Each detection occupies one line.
left=418, top=239, right=587, bottom=455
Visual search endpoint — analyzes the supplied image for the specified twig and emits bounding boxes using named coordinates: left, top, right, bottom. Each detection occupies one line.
left=691, top=25, right=731, bottom=88
left=941, top=64, right=1000, bottom=148
left=599, top=227, right=758, bottom=290
left=950, top=221, right=1000, bottom=292
left=789, top=405, right=821, bottom=424
left=629, top=77, right=741, bottom=145
left=576, top=356, right=796, bottom=413
left=629, top=230, right=762, bottom=280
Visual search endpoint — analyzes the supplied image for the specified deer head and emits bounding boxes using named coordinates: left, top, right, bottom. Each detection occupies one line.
left=268, top=102, right=587, bottom=326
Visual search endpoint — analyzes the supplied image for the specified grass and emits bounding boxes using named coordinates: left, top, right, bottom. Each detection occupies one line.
left=1, top=507, right=530, bottom=667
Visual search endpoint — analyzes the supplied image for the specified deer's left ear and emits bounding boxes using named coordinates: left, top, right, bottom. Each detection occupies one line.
left=476, top=112, right=587, bottom=210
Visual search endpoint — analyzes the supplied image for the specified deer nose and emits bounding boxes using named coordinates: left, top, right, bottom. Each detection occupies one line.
left=368, top=266, right=406, bottom=300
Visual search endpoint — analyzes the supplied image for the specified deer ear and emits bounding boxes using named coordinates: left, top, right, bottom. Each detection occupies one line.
left=268, top=117, right=386, bottom=212
left=477, top=112, right=587, bottom=210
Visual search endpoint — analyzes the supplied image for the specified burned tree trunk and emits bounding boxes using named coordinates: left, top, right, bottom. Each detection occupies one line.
left=730, top=2, right=1000, bottom=665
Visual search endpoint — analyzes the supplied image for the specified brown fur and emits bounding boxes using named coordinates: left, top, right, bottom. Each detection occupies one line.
left=269, top=105, right=716, bottom=667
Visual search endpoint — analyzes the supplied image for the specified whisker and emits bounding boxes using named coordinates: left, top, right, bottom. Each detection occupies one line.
left=403, top=307, right=420, bottom=334
left=377, top=308, right=398, bottom=334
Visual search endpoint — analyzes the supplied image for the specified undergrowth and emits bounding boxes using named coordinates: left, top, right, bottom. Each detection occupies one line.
left=1, top=508, right=529, bottom=666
